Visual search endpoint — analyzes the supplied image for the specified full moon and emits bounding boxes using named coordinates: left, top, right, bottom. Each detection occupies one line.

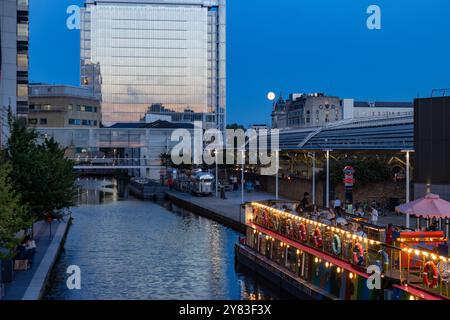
left=267, top=92, right=276, bottom=101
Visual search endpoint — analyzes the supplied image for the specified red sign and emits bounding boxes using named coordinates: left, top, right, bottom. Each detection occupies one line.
left=343, top=166, right=355, bottom=187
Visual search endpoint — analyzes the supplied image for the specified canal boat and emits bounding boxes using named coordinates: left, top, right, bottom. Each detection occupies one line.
left=235, top=201, right=450, bottom=300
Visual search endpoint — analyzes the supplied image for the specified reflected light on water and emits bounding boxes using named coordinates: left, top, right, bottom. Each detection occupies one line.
left=45, top=178, right=295, bottom=300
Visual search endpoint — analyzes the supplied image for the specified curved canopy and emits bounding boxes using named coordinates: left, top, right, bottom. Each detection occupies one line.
left=396, top=194, right=450, bottom=219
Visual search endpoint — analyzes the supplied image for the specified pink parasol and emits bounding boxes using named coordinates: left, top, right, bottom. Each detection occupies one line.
left=396, top=194, right=450, bottom=219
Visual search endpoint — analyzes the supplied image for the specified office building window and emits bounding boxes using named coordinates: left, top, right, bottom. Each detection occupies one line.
left=28, top=118, right=37, bottom=125
left=17, top=84, right=28, bottom=98
left=17, top=23, right=28, bottom=38
left=68, top=104, right=73, bottom=111
left=69, top=119, right=81, bottom=125
left=17, top=54, right=28, bottom=69
left=40, top=118, right=47, bottom=125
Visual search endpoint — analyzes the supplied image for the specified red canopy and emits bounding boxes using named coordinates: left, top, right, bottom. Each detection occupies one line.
left=396, top=194, right=450, bottom=219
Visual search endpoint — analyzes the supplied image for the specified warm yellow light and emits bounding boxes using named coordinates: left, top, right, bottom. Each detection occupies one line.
left=314, top=257, right=319, bottom=263
left=431, top=255, right=437, bottom=260
left=296, top=250, right=300, bottom=255
left=349, top=273, right=354, bottom=280
left=325, top=262, right=330, bottom=268
left=336, top=267, right=342, bottom=273
left=409, top=296, right=415, bottom=301
left=414, top=250, right=420, bottom=256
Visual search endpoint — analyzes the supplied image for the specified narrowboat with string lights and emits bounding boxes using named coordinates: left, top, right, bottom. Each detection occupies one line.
left=235, top=201, right=450, bottom=300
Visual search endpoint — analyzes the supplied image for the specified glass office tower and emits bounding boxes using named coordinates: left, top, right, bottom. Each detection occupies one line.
left=81, top=0, right=226, bottom=130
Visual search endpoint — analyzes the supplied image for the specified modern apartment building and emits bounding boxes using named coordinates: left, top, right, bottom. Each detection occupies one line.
left=0, top=0, right=29, bottom=145
left=80, top=0, right=226, bottom=131
left=28, top=84, right=101, bottom=128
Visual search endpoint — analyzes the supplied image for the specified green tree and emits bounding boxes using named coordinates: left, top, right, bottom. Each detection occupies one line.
left=0, top=163, right=29, bottom=259
left=329, top=156, right=391, bottom=187
left=6, top=113, right=77, bottom=221
left=36, top=138, right=78, bottom=218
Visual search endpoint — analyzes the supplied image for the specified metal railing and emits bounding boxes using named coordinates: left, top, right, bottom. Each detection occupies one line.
left=248, top=203, right=450, bottom=299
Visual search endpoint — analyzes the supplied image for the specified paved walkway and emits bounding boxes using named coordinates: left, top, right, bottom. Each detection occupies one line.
left=167, top=189, right=409, bottom=229
left=167, top=190, right=286, bottom=226
left=3, top=220, right=69, bottom=300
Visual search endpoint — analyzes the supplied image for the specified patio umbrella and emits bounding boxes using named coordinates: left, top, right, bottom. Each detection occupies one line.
left=396, top=194, right=450, bottom=219
left=396, top=194, right=450, bottom=235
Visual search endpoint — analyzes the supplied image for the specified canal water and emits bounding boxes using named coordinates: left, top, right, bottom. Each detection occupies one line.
left=44, top=178, right=292, bottom=300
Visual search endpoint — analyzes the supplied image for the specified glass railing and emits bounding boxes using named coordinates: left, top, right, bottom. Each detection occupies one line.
left=247, top=202, right=450, bottom=299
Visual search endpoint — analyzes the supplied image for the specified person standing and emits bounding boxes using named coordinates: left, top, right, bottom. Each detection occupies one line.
left=333, top=197, right=342, bottom=216
left=386, top=224, right=394, bottom=246
left=370, top=207, right=379, bottom=225
left=167, top=176, right=174, bottom=191
left=301, top=192, right=313, bottom=212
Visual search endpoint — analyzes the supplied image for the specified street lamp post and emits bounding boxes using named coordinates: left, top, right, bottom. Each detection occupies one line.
left=325, top=149, right=332, bottom=209
left=241, top=149, right=245, bottom=205
left=275, top=150, right=279, bottom=201
left=215, top=149, right=219, bottom=198
left=267, top=92, right=278, bottom=201
left=402, top=149, right=414, bottom=228
left=310, top=152, right=316, bottom=205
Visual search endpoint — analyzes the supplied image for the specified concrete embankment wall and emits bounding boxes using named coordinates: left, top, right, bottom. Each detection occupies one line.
left=22, top=220, right=71, bottom=300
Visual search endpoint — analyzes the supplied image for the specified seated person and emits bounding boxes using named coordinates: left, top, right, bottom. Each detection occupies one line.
left=355, top=207, right=364, bottom=217
left=15, top=241, right=28, bottom=261
left=356, top=227, right=367, bottom=238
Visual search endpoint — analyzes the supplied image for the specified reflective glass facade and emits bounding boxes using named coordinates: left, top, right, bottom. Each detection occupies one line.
left=81, top=0, right=226, bottom=130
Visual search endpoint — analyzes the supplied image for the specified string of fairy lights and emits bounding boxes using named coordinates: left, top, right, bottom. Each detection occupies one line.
left=250, top=202, right=449, bottom=263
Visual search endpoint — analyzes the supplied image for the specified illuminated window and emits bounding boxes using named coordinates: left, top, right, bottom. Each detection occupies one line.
left=17, top=24, right=28, bottom=38
left=17, top=84, right=28, bottom=98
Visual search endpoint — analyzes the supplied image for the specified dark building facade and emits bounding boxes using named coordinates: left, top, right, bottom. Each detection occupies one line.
left=414, top=96, right=450, bottom=200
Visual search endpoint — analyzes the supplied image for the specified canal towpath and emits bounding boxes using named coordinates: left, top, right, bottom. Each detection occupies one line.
left=2, top=219, right=70, bottom=300
left=166, top=190, right=410, bottom=231
left=166, top=190, right=287, bottom=232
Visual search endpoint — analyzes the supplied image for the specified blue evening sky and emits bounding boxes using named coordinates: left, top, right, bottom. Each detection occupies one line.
left=29, top=0, right=450, bottom=126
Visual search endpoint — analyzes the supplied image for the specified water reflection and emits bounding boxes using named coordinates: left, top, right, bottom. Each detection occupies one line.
left=45, top=178, right=294, bottom=300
